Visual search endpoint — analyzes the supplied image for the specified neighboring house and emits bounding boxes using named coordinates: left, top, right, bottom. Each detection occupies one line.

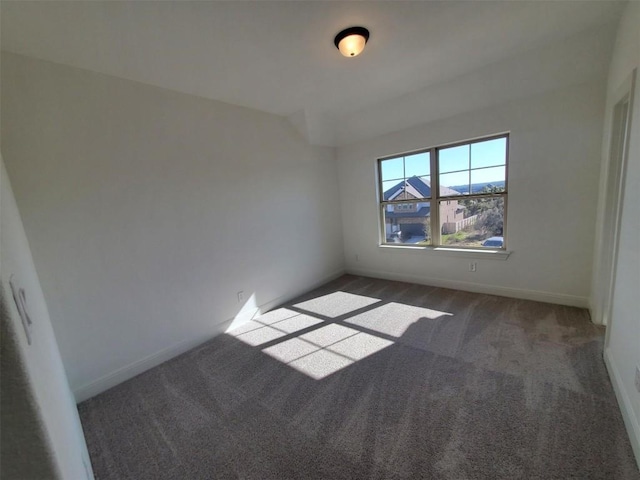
left=384, top=176, right=464, bottom=239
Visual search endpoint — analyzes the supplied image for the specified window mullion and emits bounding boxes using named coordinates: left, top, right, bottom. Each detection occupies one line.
left=378, top=161, right=385, bottom=243
left=430, top=147, right=440, bottom=246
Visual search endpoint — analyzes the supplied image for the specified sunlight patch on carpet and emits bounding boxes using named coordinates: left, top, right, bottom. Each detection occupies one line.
left=262, top=324, right=393, bottom=379
left=345, top=302, right=452, bottom=338
left=293, top=291, right=381, bottom=318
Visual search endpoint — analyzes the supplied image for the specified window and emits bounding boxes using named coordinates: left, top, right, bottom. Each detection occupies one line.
left=378, top=134, right=508, bottom=249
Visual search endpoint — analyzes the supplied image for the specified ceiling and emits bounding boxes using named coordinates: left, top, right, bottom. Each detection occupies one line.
left=1, top=1, right=626, bottom=146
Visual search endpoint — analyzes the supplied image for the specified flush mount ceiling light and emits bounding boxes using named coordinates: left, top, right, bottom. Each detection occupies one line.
left=334, top=26, right=369, bottom=57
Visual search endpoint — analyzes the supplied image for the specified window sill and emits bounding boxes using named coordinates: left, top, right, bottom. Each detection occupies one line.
left=378, top=244, right=511, bottom=260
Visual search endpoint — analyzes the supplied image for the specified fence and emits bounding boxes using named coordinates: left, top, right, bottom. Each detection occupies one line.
left=442, top=214, right=478, bottom=234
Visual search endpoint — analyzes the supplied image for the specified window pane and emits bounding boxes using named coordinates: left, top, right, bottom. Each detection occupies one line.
left=404, top=152, right=430, bottom=177
left=378, top=134, right=507, bottom=250
left=382, top=180, right=405, bottom=200
left=418, top=176, right=432, bottom=198
left=380, top=157, right=404, bottom=181
left=439, top=171, right=469, bottom=196
left=395, top=190, right=414, bottom=201
left=439, top=197, right=504, bottom=248
left=383, top=206, right=432, bottom=245
left=470, top=166, right=506, bottom=193
left=471, top=137, right=507, bottom=169
left=439, top=145, right=469, bottom=173
left=403, top=176, right=431, bottom=199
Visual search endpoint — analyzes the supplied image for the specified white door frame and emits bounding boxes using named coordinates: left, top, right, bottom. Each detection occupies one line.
left=602, top=68, right=635, bottom=348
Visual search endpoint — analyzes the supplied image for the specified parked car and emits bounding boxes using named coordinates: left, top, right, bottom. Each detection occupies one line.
left=387, top=231, right=403, bottom=243
left=482, top=236, right=504, bottom=248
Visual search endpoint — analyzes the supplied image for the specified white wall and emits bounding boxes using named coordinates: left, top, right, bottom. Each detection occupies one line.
left=595, top=0, right=640, bottom=466
left=334, top=24, right=616, bottom=146
left=337, top=79, right=606, bottom=307
left=1, top=52, right=345, bottom=401
left=1, top=156, right=94, bottom=479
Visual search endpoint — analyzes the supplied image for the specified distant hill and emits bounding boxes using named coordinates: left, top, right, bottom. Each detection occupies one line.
left=449, top=180, right=505, bottom=194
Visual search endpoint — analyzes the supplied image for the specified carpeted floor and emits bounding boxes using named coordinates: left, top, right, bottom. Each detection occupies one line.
left=79, top=275, right=640, bottom=479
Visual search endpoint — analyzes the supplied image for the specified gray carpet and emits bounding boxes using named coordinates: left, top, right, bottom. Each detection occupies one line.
left=79, top=275, right=640, bottom=479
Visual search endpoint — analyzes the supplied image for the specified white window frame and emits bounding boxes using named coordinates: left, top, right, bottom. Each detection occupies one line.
left=377, top=133, right=509, bottom=251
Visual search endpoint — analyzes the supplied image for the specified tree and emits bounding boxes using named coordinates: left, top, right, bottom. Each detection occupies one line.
left=476, top=205, right=503, bottom=235
left=460, top=184, right=503, bottom=214
left=422, top=216, right=431, bottom=241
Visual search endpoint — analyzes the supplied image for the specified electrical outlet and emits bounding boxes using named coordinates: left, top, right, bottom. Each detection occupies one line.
left=355, top=254, right=359, bottom=262
left=469, top=262, right=477, bottom=272
left=237, top=291, right=244, bottom=303
left=635, top=366, right=640, bottom=393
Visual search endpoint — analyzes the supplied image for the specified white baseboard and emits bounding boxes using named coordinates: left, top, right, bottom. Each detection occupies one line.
left=72, top=334, right=218, bottom=403
left=604, top=347, right=640, bottom=470
left=73, top=268, right=346, bottom=403
left=346, top=267, right=589, bottom=308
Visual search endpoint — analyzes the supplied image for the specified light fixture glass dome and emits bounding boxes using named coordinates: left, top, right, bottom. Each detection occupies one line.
left=334, top=27, right=369, bottom=58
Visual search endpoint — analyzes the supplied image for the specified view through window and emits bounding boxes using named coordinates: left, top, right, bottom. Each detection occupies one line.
left=378, top=134, right=508, bottom=249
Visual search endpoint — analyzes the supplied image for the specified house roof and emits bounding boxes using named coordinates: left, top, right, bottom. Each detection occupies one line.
left=384, top=176, right=461, bottom=201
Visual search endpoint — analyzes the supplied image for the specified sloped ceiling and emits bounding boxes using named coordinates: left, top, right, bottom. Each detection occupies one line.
left=1, top=1, right=625, bottom=146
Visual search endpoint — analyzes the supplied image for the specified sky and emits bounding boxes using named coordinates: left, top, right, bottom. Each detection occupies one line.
left=380, top=137, right=507, bottom=192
